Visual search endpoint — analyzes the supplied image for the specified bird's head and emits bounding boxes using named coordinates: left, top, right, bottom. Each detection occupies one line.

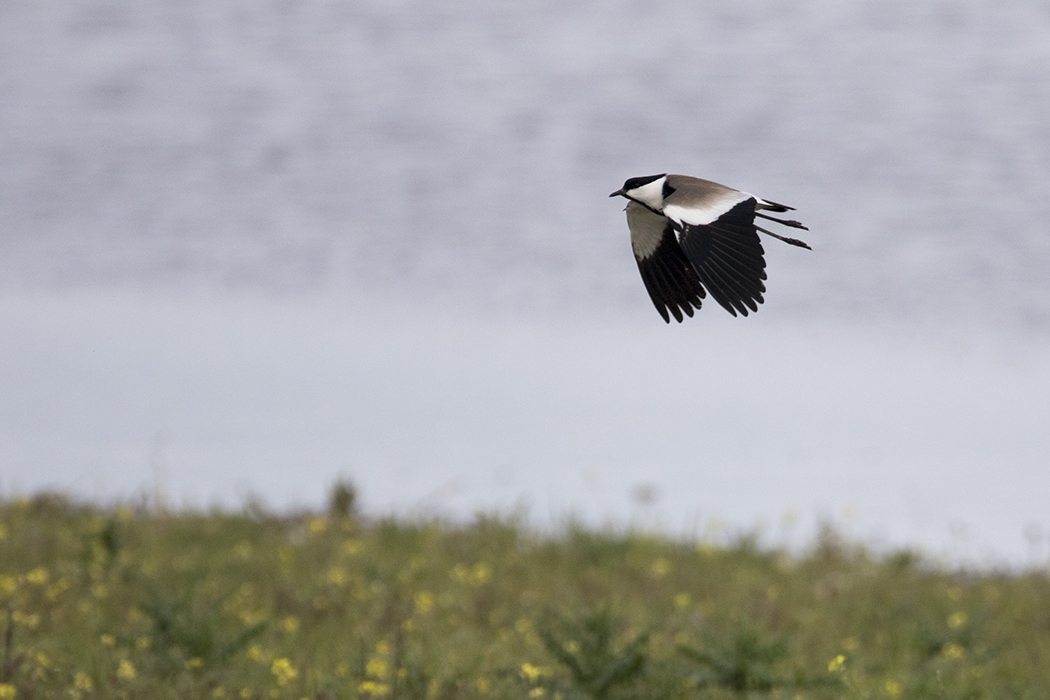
left=609, top=174, right=669, bottom=210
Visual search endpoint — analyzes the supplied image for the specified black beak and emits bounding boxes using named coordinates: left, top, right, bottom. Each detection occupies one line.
left=609, top=188, right=626, bottom=198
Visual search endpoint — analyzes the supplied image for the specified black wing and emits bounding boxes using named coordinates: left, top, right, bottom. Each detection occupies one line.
left=675, top=198, right=767, bottom=317
left=633, top=214, right=706, bottom=323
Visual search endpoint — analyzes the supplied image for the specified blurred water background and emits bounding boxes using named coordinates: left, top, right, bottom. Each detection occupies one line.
left=2, top=0, right=1050, bottom=565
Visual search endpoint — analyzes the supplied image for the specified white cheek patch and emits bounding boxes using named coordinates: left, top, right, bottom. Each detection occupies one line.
left=663, top=190, right=751, bottom=227
left=626, top=202, right=667, bottom=260
left=627, top=178, right=667, bottom=210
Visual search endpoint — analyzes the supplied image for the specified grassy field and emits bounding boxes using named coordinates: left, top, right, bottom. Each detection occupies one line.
left=2, top=487, right=1049, bottom=699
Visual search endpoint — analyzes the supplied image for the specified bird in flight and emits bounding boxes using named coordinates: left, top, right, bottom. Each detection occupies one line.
left=610, top=174, right=810, bottom=323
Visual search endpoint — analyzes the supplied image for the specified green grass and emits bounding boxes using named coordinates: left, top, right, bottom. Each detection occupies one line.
left=2, top=491, right=1050, bottom=699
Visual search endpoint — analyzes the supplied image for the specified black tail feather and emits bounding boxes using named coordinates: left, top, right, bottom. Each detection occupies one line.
left=756, top=212, right=809, bottom=230
left=756, top=225, right=811, bottom=250
left=758, top=199, right=795, bottom=212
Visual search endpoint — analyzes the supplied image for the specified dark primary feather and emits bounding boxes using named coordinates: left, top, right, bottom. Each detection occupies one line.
left=675, top=198, right=767, bottom=317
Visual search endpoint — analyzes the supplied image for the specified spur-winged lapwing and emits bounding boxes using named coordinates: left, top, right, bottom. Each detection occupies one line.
left=610, top=174, right=810, bottom=323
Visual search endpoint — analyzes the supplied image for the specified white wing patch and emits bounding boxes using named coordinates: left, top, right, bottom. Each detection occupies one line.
left=663, top=189, right=751, bottom=227
left=625, top=201, right=668, bottom=260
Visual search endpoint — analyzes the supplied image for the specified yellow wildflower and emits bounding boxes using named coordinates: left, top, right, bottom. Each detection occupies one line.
left=827, top=654, right=846, bottom=673
left=476, top=678, right=490, bottom=694
left=12, top=611, right=39, bottom=629
left=413, top=591, right=434, bottom=615
left=327, top=566, right=348, bottom=586
left=271, top=658, right=299, bottom=685
left=451, top=561, right=493, bottom=586
left=650, top=558, right=671, bottom=578
left=282, top=616, right=300, bottom=634
left=942, top=643, right=965, bottom=660
left=674, top=593, right=691, bottom=609
left=885, top=680, right=903, bottom=698
left=100, top=634, right=116, bottom=647
left=358, top=680, right=389, bottom=696
left=308, top=517, right=329, bottom=534
left=74, top=672, right=94, bottom=691
left=948, top=611, right=967, bottom=628
left=451, top=564, right=469, bottom=583
left=46, top=577, right=70, bottom=600
left=0, top=683, right=16, bottom=699
left=366, top=657, right=388, bottom=679
left=521, top=663, right=547, bottom=682
left=239, top=610, right=266, bottom=627
left=116, top=660, right=136, bottom=680
left=529, top=689, right=546, bottom=698
left=471, top=562, right=493, bottom=585
left=26, top=568, right=49, bottom=585
left=185, top=658, right=204, bottom=670
left=247, top=645, right=271, bottom=663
